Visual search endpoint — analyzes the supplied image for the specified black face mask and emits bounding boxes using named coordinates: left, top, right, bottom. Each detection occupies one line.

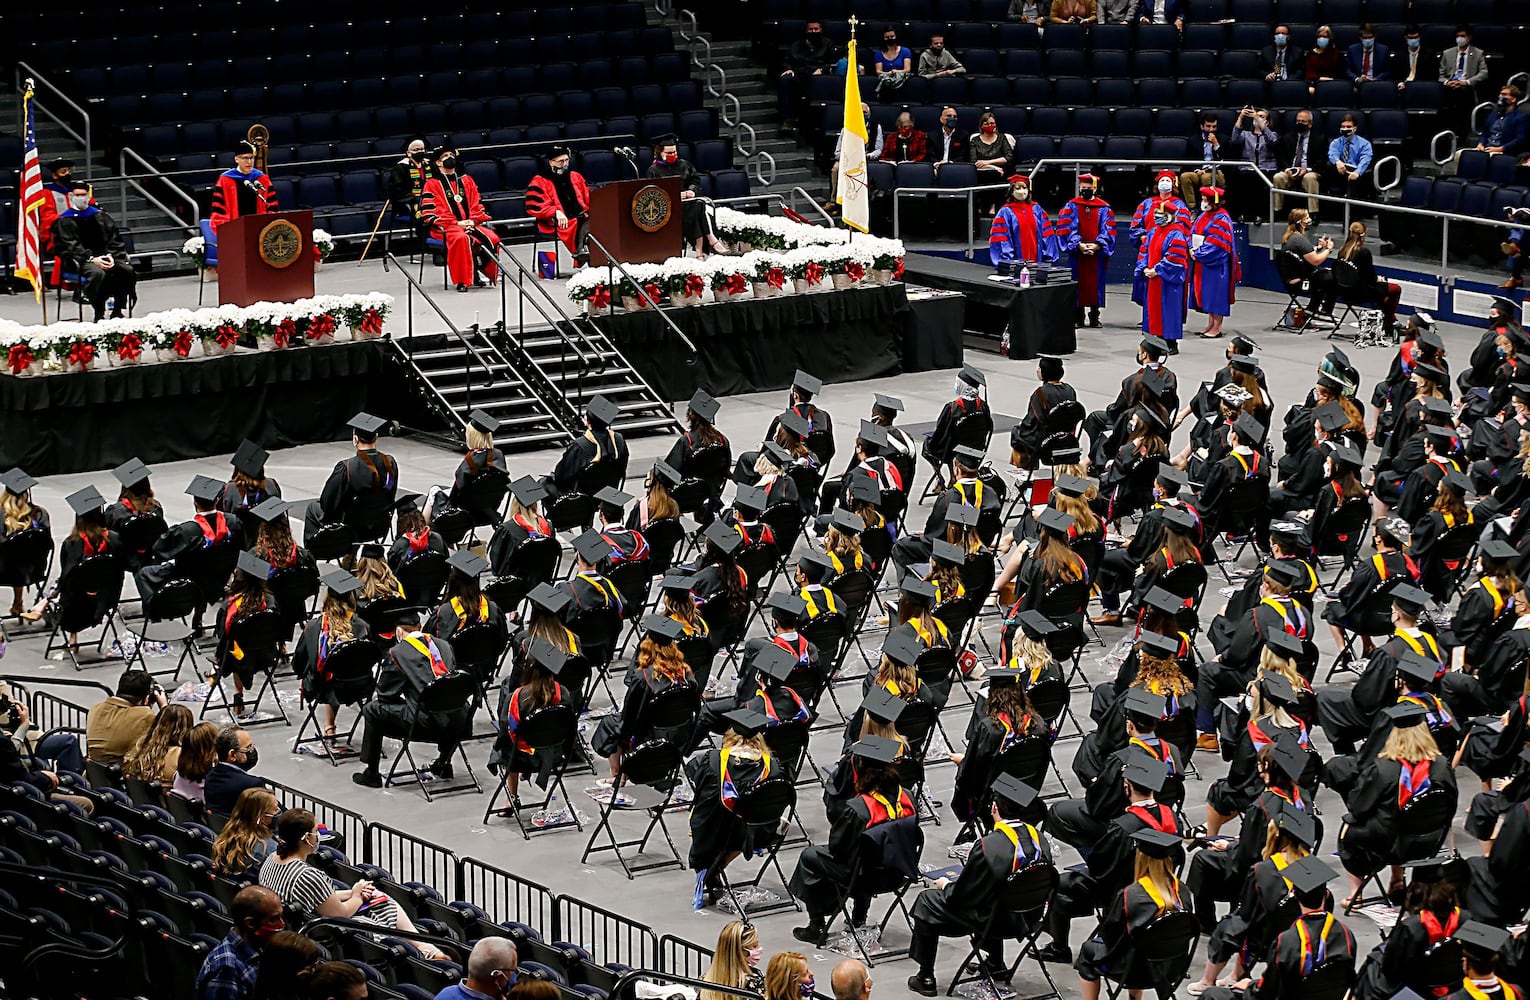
left=237, top=746, right=259, bottom=771
left=1080, top=188, right=1095, bottom=199
left=1295, top=122, right=1311, bottom=132
left=441, top=156, right=458, bottom=170
left=409, top=151, right=424, bottom=161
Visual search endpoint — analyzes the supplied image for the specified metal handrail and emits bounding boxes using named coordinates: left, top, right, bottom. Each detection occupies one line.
left=385, top=251, right=497, bottom=387
left=584, top=232, right=699, bottom=362
left=115, top=146, right=200, bottom=226
left=752, top=149, right=778, bottom=186
left=1472, top=100, right=1494, bottom=136
left=704, top=62, right=729, bottom=99
left=1373, top=154, right=1403, bottom=193
left=719, top=92, right=743, bottom=129
left=1431, top=129, right=1459, bottom=165
left=301, top=916, right=470, bottom=961
left=789, top=186, right=835, bottom=225
left=17, top=63, right=91, bottom=180
left=488, top=242, right=604, bottom=367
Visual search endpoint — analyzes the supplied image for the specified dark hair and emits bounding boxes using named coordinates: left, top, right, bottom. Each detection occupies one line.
left=116, top=669, right=155, bottom=702
left=445, top=567, right=483, bottom=606
left=297, top=961, right=365, bottom=1000
left=1359, top=22, right=1376, bottom=34
left=1404, top=22, right=1421, bottom=34
left=274, top=808, right=317, bottom=856
left=254, top=930, right=322, bottom=999
left=1456, top=24, right=1473, bottom=35
left=1340, top=113, right=1358, bottom=126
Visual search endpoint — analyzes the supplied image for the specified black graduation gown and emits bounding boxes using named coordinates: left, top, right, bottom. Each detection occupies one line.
left=547, top=428, right=629, bottom=498
left=364, top=635, right=471, bottom=748
left=1445, top=978, right=1520, bottom=1000
left=1207, top=852, right=1310, bottom=965
left=136, top=513, right=246, bottom=607
left=1338, top=755, right=1458, bottom=877
left=1280, top=404, right=1316, bottom=479
left=1317, top=629, right=1444, bottom=748
left=102, top=500, right=167, bottom=571
left=0, top=508, right=52, bottom=587
left=647, top=158, right=708, bottom=241
left=216, top=478, right=282, bottom=542
left=1075, top=877, right=1187, bottom=981
left=425, top=596, right=508, bottom=675
left=764, top=402, right=836, bottom=466
left=787, top=789, right=918, bottom=918
left=925, top=396, right=992, bottom=463
left=486, top=514, right=554, bottom=578
left=57, top=531, right=125, bottom=631
left=1452, top=577, right=1518, bottom=669
left=488, top=678, right=574, bottom=781
left=1093, top=443, right=1163, bottom=523
left=1206, top=723, right=1318, bottom=817
left=1465, top=794, right=1530, bottom=925
left=306, top=450, right=399, bottom=542
left=386, top=530, right=449, bottom=578
left=292, top=614, right=373, bottom=707
left=446, top=448, right=507, bottom=516
left=1351, top=908, right=1468, bottom=1000
left=1011, top=382, right=1076, bottom=458
left=1243, top=911, right=1357, bottom=1000
left=684, top=746, right=776, bottom=869
left=1195, top=447, right=1270, bottom=531
left=590, top=667, right=695, bottom=757
left=951, top=712, right=1051, bottom=823
left=923, top=477, right=1003, bottom=537
left=1398, top=457, right=1462, bottom=525
left=664, top=430, right=733, bottom=494
left=212, top=595, right=278, bottom=685
left=561, top=572, right=625, bottom=623
left=1076, top=687, right=1196, bottom=784
left=910, top=822, right=1052, bottom=950
left=1321, top=550, right=1418, bottom=633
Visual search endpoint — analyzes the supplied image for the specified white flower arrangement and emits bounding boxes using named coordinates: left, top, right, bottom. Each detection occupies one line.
left=182, top=235, right=208, bottom=268
left=312, top=229, right=335, bottom=261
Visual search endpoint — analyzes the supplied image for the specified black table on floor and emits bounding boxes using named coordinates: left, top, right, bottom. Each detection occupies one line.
left=900, top=252, right=1077, bottom=360
left=0, top=340, right=389, bottom=475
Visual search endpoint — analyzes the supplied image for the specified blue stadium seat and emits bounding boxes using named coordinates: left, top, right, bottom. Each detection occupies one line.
left=565, top=120, right=602, bottom=142
left=676, top=109, right=713, bottom=142
left=183, top=123, right=219, bottom=155
left=523, top=94, right=559, bottom=125
left=1137, top=79, right=1178, bottom=110
left=1030, top=107, right=1069, bottom=136
left=950, top=22, right=994, bottom=49
left=1457, top=150, right=1492, bottom=182
left=1312, top=80, right=1354, bottom=111
left=387, top=75, right=424, bottom=104
left=1072, top=108, right=1111, bottom=138
left=465, top=161, right=500, bottom=194
left=592, top=89, right=629, bottom=118
left=867, top=161, right=896, bottom=193
left=929, top=77, right=969, bottom=105
left=1226, top=80, right=1268, bottom=111
left=692, top=140, right=731, bottom=173
left=1103, top=137, right=1148, bottom=189
left=1147, top=136, right=1191, bottom=162
left=1219, top=50, right=1260, bottom=80
left=1137, top=24, right=1179, bottom=50
left=605, top=116, right=639, bottom=141
left=995, top=22, right=1040, bottom=49
left=1181, top=79, right=1224, bottom=113
left=1091, top=24, right=1132, bottom=52
left=937, top=162, right=978, bottom=193
left=526, top=124, right=563, bottom=144
left=651, top=53, right=688, bottom=82
left=1004, top=49, right=1043, bottom=77
left=448, top=101, right=487, bottom=131
left=487, top=128, right=525, bottom=148
left=374, top=107, right=411, bottom=139
left=970, top=77, right=1011, bottom=108
left=629, top=85, right=665, bottom=115
left=297, top=175, right=338, bottom=208
left=1047, top=23, right=1087, bottom=51
left=341, top=171, right=381, bottom=205
left=1092, top=50, right=1130, bottom=79
left=962, top=50, right=1000, bottom=77
left=640, top=113, right=675, bottom=143
left=1187, top=0, right=1230, bottom=19
left=1095, top=79, right=1135, bottom=110
left=1488, top=153, right=1524, bottom=188
left=711, top=169, right=751, bottom=200
left=336, top=141, right=373, bottom=161
left=1046, top=50, right=1088, bottom=79
left=1228, top=23, right=1272, bottom=52
left=1135, top=50, right=1177, bottom=79
left=501, top=157, right=539, bottom=191
left=1058, top=136, right=1101, bottom=164
left=1355, top=81, right=1397, bottom=110
left=411, top=104, right=449, bottom=137
left=296, top=144, right=333, bottom=171
left=1013, top=135, right=1055, bottom=167
left=1281, top=0, right=1318, bottom=21
left=1114, top=108, right=1153, bottom=137
left=1270, top=80, right=1311, bottom=110
left=666, top=82, right=703, bottom=111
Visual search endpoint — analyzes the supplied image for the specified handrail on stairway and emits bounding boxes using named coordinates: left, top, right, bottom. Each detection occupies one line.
left=488, top=242, right=606, bottom=372
left=584, top=233, right=699, bottom=365
left=387, top=251, right=498, bottom=413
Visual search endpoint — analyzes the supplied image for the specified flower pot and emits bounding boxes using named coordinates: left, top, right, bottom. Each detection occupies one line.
left=620, top=294, right=649, bottom=311
left=313, top=259, right=323, bottom=273
left=792, top=278, right=812, bottom=294
left=205, top=339, right=239, bottom=356
left=670, top=292, right=702, bottom=308
left=871, top=268, right=894, bottom=285
left=256, top=335, right=283, bottom=352
left=9, top=360, right=42, bottom=378
left=308, top=332, right=335, bottom=346
left=155, top=348, right=183, bottom=363
left=65, top=358, right=96, bottom=374
left=109, top=351, right=142, bottom=367
left=734, top=241, right=753, bottom=254
left=750, top=282, right=775, bottom=299
left=831, top=273, right=856, bottom=289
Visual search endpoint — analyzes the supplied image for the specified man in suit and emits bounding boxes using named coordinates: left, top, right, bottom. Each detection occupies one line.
left=1133, top=0, right=1181, bottom=31
left=1180, top=112, right=1225, bottom=207
left=1273, top=109, right=1321, bottom=216
left=1394, top=23, right=1428, bottom=92
left=203, top=725, right=265, bottom=814
left=1345, top=23, right=1390, bottom=82
left=931, top=107, right=967, bottom=167
left=1471, top=85, right=1530, bottom=159
left=1260, top=24, right=1304, bottom=83
left=1440, top=25, right=1490, bottom=131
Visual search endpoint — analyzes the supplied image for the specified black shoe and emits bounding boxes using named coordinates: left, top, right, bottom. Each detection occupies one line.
left=791, top=923, right=827, bottom=946
left=1166, top=339, right=1179, bottom=355
left=353, top=769, right=383, bottom=788
left=981, top=958, right=1013, bottom=982
left=1035, top=942, right=1073, bottom=964
left=1088, top=309, right=1101, bottom=328
left=428, top=758, right=455, bottom=779
left=456, top=283, right=469, bottom=292
left=906, top=975, right=938, bottom=997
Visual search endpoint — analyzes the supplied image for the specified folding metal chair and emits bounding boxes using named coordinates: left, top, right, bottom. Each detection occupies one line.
left=580, top=737, right=688, bottom=878
left=483, top=702, right=583, bottom=839
left=122, top=578, right=204, bottom=682
left=201, top=607, right=288, bottom=727
left=830, top=818, right=925, bottom=966
left=946, top=861, right=1061, bottom=1000
left=712, top=775, right=800, bottom=917
left=44, top=554, right=126, bottom=671
left=290, top=639, right=380, bottom=764
left=1099, top=909, right=1201, bottom=999
left=382, top=670, right=482, bottom=802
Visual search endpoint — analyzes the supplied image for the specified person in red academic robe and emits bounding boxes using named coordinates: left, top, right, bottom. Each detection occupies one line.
left=1191, top=186, right=1241, bottom=340
left=39, top=158, right=82, bottom=256
left=1129, top=169, right=1192, bottom=307
left=1055, top=172, right=1116, bottom=328
left=1137, top=203, right=1190, bottom=348
left=419, top=144, right=501, bottom=292
left=988, top=174, right=1058, bottom=268
left=210, top=140, right=279, bottom=232
left=524, top=145, right=592, bottom=267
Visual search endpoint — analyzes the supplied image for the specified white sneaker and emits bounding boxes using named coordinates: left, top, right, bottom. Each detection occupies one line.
left=1186, top=981, right=1211, bottom=997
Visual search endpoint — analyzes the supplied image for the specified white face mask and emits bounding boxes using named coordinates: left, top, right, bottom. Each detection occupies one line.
left=1457, top=35, right=1469, bottom=47
left=1200, top=200, right=1210, bottom=211
left=69, top=195, right=90, bottom=210
left=1157, top=179, right=1173, bottom=194
left=746, top=944, right=763, bottom=966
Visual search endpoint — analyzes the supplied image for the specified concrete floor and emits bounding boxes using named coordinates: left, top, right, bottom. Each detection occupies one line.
left=0, top=277, right=1488, bottom=998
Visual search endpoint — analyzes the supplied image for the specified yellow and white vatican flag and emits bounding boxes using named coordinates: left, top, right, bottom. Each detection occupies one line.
left=836, top=38, right=870, bottom=233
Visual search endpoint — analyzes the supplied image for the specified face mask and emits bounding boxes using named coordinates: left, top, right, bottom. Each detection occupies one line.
left=1080, top=188, right=1095, bottom=199
left=490, top=971, right=518, bottom=999
left=1340, top=127, right=1356, bottom=136
left=442, top=156, right=458, bottom=170
left=1155, top=214, right=1172, bottom=227
left=1274, top=34, right=1287, bottom=46
left=1501, top=97, right=1514, bottom=108
left=662, top=152, right=678, bottom=163
left=1407, top=37, right=1420, bottom=48
left=883, top=37, right=896, bottom=45
left=1295, top=121, right=1311, bottom=132
left=799, top=978, right=816, bottom=998
left=1362, top=38, right=1374, bottom=49
left=1200, top=200, right=1210, bottom=212
left=1498, top=347, right=1508, bottom=359
left=409, top=150, right=424, bottom=161
left=981, top=123, right=997, bottom=134
left=1014, top=187, right=1029, bottom=200
left=238, top=746, right=259, bottom=771
left=942, top=117, right=956, bottom=128
left=1458, top=36, right=1469, bottom=48
left=552, top=164, right=568, bottom=175
left=746, top=945, right=763, bottom=966
left=1316, top=36, right=1329, bottom=48
left=1157, top=179, right=1173, bottom=194
left=69, top=195, right=90, bottom=210
left=898, top=125, right=912, bottom=135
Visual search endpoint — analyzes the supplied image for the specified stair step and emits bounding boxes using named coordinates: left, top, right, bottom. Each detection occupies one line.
left=493, top=430, right=571, bottom=449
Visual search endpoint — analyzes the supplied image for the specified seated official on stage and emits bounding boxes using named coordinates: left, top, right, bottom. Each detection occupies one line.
left=525, top=144, right=591, bottom=267
left=386, top=136, right=430, bottom=225
left=420, top=143, right=501, bottom=292
left=53, top=179, right=136, bottom=321
left=211, top=139, right=279, bottom=230
left=649, top=133, right=727, bottom=258
left=304, top=413, right=399, bottom=546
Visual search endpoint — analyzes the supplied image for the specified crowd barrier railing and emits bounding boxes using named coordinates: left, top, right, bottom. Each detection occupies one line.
left=366, top=820, right=460, bottom=896
left=558, top=894, right=662, bottom=969
left=459, top=857, right=559, bottom=935
left=264, top=776, right=367, bottom=860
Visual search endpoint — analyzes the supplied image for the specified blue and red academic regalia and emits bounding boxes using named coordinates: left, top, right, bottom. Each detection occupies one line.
left=1137, top=223, right=1190, bottom=342
left=1191, top=207, right=1240, bottom=317
left=989, top=201, right=1058, bottom=268
left=210, top=169, right=279, bottom=231
left=1130, top=194, right=1191, bottom=305
left=1056, top=196, right=1116, bottom=308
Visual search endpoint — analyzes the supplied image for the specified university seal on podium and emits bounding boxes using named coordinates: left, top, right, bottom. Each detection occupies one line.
left=258, top=218, right=304, bottom=269
left=630, top=184, right=672, bottom=233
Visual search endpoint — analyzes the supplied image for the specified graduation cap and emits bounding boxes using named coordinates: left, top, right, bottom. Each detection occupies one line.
left=872, top=393, right=904, bottom=414
left=951, top=445, right=985, bottom=468
left=1416, top=328, right=1446, bottom=353
left=1141, top=368, right=1174, bottom=401
left=1481, top=537, right=1519, bottom=561
left=1231, top=334, right=1259, bottom=353
left=766, top=591, right=808, bottom=621
left=1122, top=686, right=1165, bottom=721
left=112, top=458, right=152, bottom=488
left=659, top=571, right=696, bottom=593
left=1233, top=413, right=1266, bottom=446
left=831, top=508, right=865, bottom=536
left=529, top=637, right=573, bottom=676
left=249, top=497, right=291, bottom=523
left=1313, top=403, right=1348, bottom=433
left=231, top=440, right=268, bottom=478
left=1389, top=583, right=1432, bottom=615
left=778, top=409, right=812, bottom=438
left=1283, top=856, right=1338, bottom=895
left=1425, top=424, right=1457, bottom=446
left=1267, top=736, right=1311, bottom=783
left=1138, top=630, right=1182, bottom=659
left=510, top=475, right=547, bottom=506
left=687, top=389, right=720, bottom=423
left=233, top=141, right=258, bottom=157
left=651, top=460, right=683, bottom=488
left=1456, top=921, right=1512, bottom=958
left=900, top=575, right=938, bottom=603
left=1214, top=383, right=1253, bottom=408
left=527, top=582, right=572, bottom=614
left=1328, top=443, right=1364, bottom=469
left=1414, top=362, right=1447, bottom=384
left=1315, top=371, right=1347, bottom=393
left=1268, top=521, right=1310, bottom=547
left=348, top=412, right=387, bottom=436
left=985, top=665, right=1028, bottom=687
left=0, top=468, right=37, bottom=495
left=1120, top=750, right=1171, bottom=793
left=1130, top=827, right=1181, bottom=857
left=586, top=395, right=621, bottom=428
left=1263, top=626, right=1306, bottom=660
left=704, top=519, right=744, bottom=556
left=930, top=539, right=966, bottom=565
left=468, top=409, right=502, bottom=434
left=1133, top=405, right=1167, bottom=433
left=1142, top=587, right=1184, bottom=615
left=733, top=485, right=768, bottom=513
left=1157, top=466, right=1189, bottom=490
left=66, top=486, right=104, bottom=516
left=595, top=486, right=633, bottom=510
left=1228, top=354, right=1260, bottom=373
left=882, top=627, right=924, bottom=666
left=1511, top=383, right=1530, bottom=404
left=45, top=157, right=76, bottom=172
left=1276, top=805, right=1319, bottom=848
left=1257, top=672, right=1300, bottom=707
left=1054, top=474, right=1093, bottom=498
left=358, top=542, right=386, bottom=560
left=185, top=475, right=224, bottom=503
left=857, top=419, right=890, bottom=451
left=319, top=568, right=363, bottom=597
left=1016, top=609, right=1062, bottom=641
left=1049, top=445, right=1082, bottom=465
left=723, top=709, right=770, bottom=737
left=849, top=735, right=902, bottom=764
left=957, top=364, right=986, bottom=388
left=642, top=613, right=686, bottom=643
left=799, top=549, right=835, bottom=574
left=393, top=492, right=425, bottom=513
left=1263, top=559, right=1306, bottom=588
left=652, top=131, right=680, bottom=148
left=447, top=548, right=489, bottom=577
left=573, top=529, right=614, bottom=565
left=1441, top=471, right=1472, bottom=495
left=1395, top=650, right=1445, bottom=685
left=849, top=476, right=883, bottom=505
left=1418, top=396, right=1454, bottom=418
left=1383, top=700, right=1431, bottom=727
left=942, top=503, right=979, bottom=530
left=1160, top=507, right=1198, bottom=534
left=749, top=642, right=799, bottom=683
left=1037, top=507, right=1075, bottom=537
left=762, top=441, right=793, bottom=466
left=861, top=687, right=909, bottom=724
left=991, top=773, right=1039, bottom=809
left=792, top=369, right=824, bottom=396
left=236, top=549, right=271, bottom=580
left=1139, top=335, right=1169, bottom=358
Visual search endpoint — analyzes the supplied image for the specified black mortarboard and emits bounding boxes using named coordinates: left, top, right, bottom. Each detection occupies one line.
left=872, top=393, right=904, bottom=413
left=761, top=441, right=793, bottom=467
left=1049, top=445, right=1082, bottom=464
left=1511, top=383, right=1530, bottom=404
left=943, top=503, right=979, bottom=529
left=642, top=613, right=686, bottom=643
left=1232, top=334, right=1259, bottom=353
left=348, top=412, right=387, bottom=435
left=1133, top=404, right=1167, bottom=432
left=1419, top=396, right=1453, bottom=418
left=792, top=369, right=824, bottom=395
left=185, top=475, right=224, bottom=502
left=659, top=572, right=695, bottom=593
left=1268, top=737, right=1310, bottom=782
left=1316, top=372, right=1346, bottom=393
left=586, top=395, right=621, bottom=428
left=448, top=549, right=489, bottom=577
left=850, top=735, right=902, bottom=763
left=652, top=132, right=680, bottom=148
left=0, top=468, right=37, bottom=495
left=830, top=509, right=864, bottom=536
left=733, top=485, right=768, bottom=513
left=393, top=491, right=426, bottom=513
left=1037, top=507, right=1075, bottom=536
left=112, top=458, right=152, bottom=488
left=766, top=591, right=808, bottom=620
left=529, top=637, right=572, bottom=676
left=1157, top=466, right=1189, bottom=490
left=1383, top=701, right=1431, bottom=727
left=1054, top=474, right=1093, bottom=498
left=1456, top=921, right=1512, bottom=957
left=573, top=529, right=614, bottom=564
left=527, top=582, right=572, bottom=614
left=1143, top=587, right=1183, bottom=614
left=985, top=665, right=1028, bottom=686
left=1263, top=559, right=1305, bottom=587
left=249, top=497, right=291, bottom=523
left=1141, top=368, right=1173, bottom=401
left=468, top=408, right=501, bottom=434
left=651, top=460, right=683, bottom=488
left=930, top=539, right=966, bottom=565
left=1416, top=328, right=1445, bottom=352
left=358, top=543, right=385, bottom=560
left=723, top=709, right=770, bottom=737
left=857, top=419, right=890, bottom=450
left=990, top=773, right=1039, bottom=809
left=1313, top=403, right=1348, bottom=433
left=595, top=486, right=632, bottom=510
left=861, top=687, right=909, bottom=724
left=1329, top=443, right=1364, bottom=468
left=1276, top=805, right=1319, bottom=848
left=1120, top=750, right=1171, bottom=792
left=1481, top=537, right=1518, bottom=561
left=750, top=642, right=799, bottom=682
left=1215, top=383, right=1253, bottom=408
left=231, top=439, right=268, bottom=478
left=778, top=410, right=811, bottom=438
left=510, top=475, right=547, bottom=506
left=45, top=157, right=75, bottom=172
left=1139, top=335, right=1169, bottom=358
left=958, top=364, right=986, bottom=388
left=1258, top=672, right=1300, bottom=707
left=1228, top=354, right=1259, bottom=373
left=848, top=476, right=882, bottom=504
left=1122, top=687, right=1165, bottom=720
left=1233, top=413, right=1266, bottom=446
left=1424, top=425, right=1457, bottom=446
left=1130, top=827, right=1181, bottom=857
left=1160, top=507, right=1197, bottom=533
left=1139, top=631, right=1182, bottom=658
left=1414, top=362, right=1446, bottom=384
left=900, top=575, right=938, bottom=602
left=704, top=519, right=744, bottom=555
left=1283, top=856, right=1338, bottom=894
left=1390, top=583, right=1431, bottom=615
left=1269, top=521, right=1309, bottom=547
left=799, top=550, right=834, bottom=574
left=236, top=549, right=271, bottom=580
left=952, top=445, right=985, bottom=467
left=1263, top=626, right=1305, bottom=659
left=1395, top=650, right=1444, bottom=684
left=687, top=389, right=720, bottom=423
left=320, top=568, right=363, bottom=596
left=1016, top=609, right=1061, bottom=640
left=882, top=628, right=924, bottom=666
left=1442, top=471, right=1472, bottom=495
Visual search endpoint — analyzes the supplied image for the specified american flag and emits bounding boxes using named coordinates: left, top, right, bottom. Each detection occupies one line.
left=15, top=80, right=45, bottom=302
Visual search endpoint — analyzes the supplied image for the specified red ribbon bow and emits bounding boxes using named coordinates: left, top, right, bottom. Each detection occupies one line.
left=766, top=267, right=786, bottom=289
left=590, top=285, right=612, bottom=309
left=67, top=341, right=96, bottom=368
left=893, top=257, right=905, bottom=279
left=307, top=313, right=337, bottom=340
left=214, top=324, right=240, bottom=348
left=274, top=318, right=298, bottom=349
left=683, top=273, right=705, bottom=298
left=360, top=309, right=384, bottom=335
left=845, top=261, right=865, bottom=281
left=173, top=330, right=194, bottom=357
left=724, top=272, right=748, bottom=295
left=642, top=282, right=663, bottom=304
left=7, top=344, right=34, bottom=374
left=116, top=333, right=143, bottom=361
left=804, top=261, right=825, bottom=285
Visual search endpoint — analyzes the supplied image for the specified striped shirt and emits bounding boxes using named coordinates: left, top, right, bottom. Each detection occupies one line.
left=258, top=855, right=335, bottom=914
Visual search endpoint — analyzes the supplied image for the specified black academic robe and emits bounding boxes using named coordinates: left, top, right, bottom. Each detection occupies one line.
left=1352, top=907, right=1469, bottom=1000
left=684, top=745, right=780, bottom=869
left=1011, top=382, right=1076, bottom=459
left=292, top=614, right=373, bottom=706
left=486, top=513, right=554, bottom=578
left=1338, top=755, right=1458, bottom=876
left=951, top=712, right=1051, bottom=822
left=647, top=158, right=709, bottom=241
left=0, top=507, right=52, bottom=587
left=910, top=821, right=1052, bottom=943
left=925, top=396, right=992, bottom=463
left=446, top=448, right=508, bottom=515
left=1398, top=455, right=1464, bottom=525
left=1322, top=550, right=1418, bottom=633
left=1245, top=911, right=1357, bottom=1000
left=590, top=667, right=696, bottom=757
left=788, top=789, right=918, bottom=917
left=1075, top=876, right=1188, bottom=981
left=765, top=402, right=836, bottom=466
left=367, top=634, right=471, bottom=746
left=923, top=477, right=1003, bottom=537
left=1465, top=795, right=1530, bottom=926
left=216, top=478, right=282, bottom=542
left=425, top=596, right=508, bottom=670
left=307, top=450, right=399, bottom=542
left=664, top=430, right=733, bottom=493
left=548, top=428, right=629, bottom=498
left=136, top=513, right=245, bottom=606
left=386, top=530, right=449, bottom=578
left=212, top=594, right=278, bottom=685
left=1195, top=447, right=1270, bottom=531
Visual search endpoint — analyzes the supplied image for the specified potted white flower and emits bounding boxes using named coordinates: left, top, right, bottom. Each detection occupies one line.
left=0, top=327, right=46, bottom=377
left=312, top=229, right=334, bottom=271
left=743, top=250, right=789, bottom=298
left=183, top=234, right=215, bottom=280
left=662, top=258, right=711, bottom=308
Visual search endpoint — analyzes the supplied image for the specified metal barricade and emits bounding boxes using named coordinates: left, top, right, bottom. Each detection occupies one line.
left=0, top=676, right=111, bottom=735
left=458, top=857, right=558, bottom=934
left=365, top=822, right=460, bottom=892
left=263, top=777, right=366, bottom=858
left=556, top=895, right=660, bottom=969
left=658, top=934, right=715, bottom=980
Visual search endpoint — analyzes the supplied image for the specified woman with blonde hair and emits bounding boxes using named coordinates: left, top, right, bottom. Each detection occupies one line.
left=488, top=479, right=556, bottom=576
left=292, top=573, right=371, bottom=741
left=0, top=469, right=51, bottom=618
left=632, top=463, right=682, bottom=529
left=1407, top=472, right=1472, bottom=580
left=1280, top=207, right=1336, bottom=319
left=1074, top=831, right=1185, bottom=1000
left=171, top=722, right=219, bottom=803
left=763, top=951, right=814, bottom=1000
left=123, top=702, right=195, bottom=784
left=1203, top=673, right=1313, bottom=835
left=688, top=723, right=778, bottom=907
left=211, top=786, right=280, bottom=879
left=701, top=920, right=765, bottom=1000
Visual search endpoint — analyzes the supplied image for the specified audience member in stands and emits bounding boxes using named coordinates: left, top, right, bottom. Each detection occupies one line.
left=780, top=20, right=836, bottom=128
left=1471, top=85, right=1529, bottom=160
left=649, top=133, right=727, bottom=258
left=54, top=179, right=136, bottom=320
left=172, top=721, right=220, bottom=803
left=1305, top=25, right=1343, bottom=84
left=917, top=34, right=964, bottom=78
left=1501, top=206, right=1530, bottom=290
left=0, top=695, right=93, bottom=813
left=420, top=143, right=501, bottom=292
left=1179, top=111, right=1224, bottom=207
left=204, top=724, right=265, bottom=815
left=524, top=145, right=591, bottom=269
left=1335, top=221, right=1402, bottom=336
left=85, top=667, right=165, bottom=765
left=251, top=930, right=320, bottom=1000
left=386, top=136, right=430, bottom=225
left=764, top=952, right=815, bottom=1000
left=828, top=104, right=883, bottom=211
left=1394, top=24, right=1427, bottom=90
left=1273, top=109, right=1321, bottom=217
left=296, top=962, right=367, bottom=1000
left=1136, top=0, right=1183, bottom=31
left=1226, top=107, right=1279, bottom=220
left=212, top=786, right=281, bottom=880
left=931, top=108, right=966, bottom=167
left=1440, top=25, right=1490, bottom=130
left=1006, top=0, right=1048, bottom=25
left=195, top=885, right=285, bottom=1000
left=968, top=111, right=1015, bottom=212
left=832, top=961, right=871, bottom=1000
left=1049, top=0, right=1097, bottom=23
left=122, top=701, right=193, bottom=784
left=1326, top=113, right=1373, bottom=198
left=1282, top=208, right=1338, bottom=320
left=1346, top=23, right=1390, bottom=82
left=211, top=140, right=280, bottom=232
left=436, top=937, right=519, bottom=1000
left=507, top=983, right=558, bottom=1000
left=1097, top=0, right=1132, bottom=22
left=702, top=921, right=765, bottom=1000
left=1261, top=25, right=1304, bottom=83
left=881, top=112, right=928, bottom=164
left=872, top=26, right=911, bottom=99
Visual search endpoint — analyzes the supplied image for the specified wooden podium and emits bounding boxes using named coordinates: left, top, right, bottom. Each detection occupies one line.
left=217, top=210, right=315, bottom=307
left=586, top=177, right=683, bottom=267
